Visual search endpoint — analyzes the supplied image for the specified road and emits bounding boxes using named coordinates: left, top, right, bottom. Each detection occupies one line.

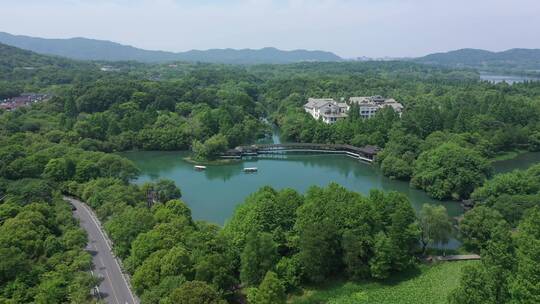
left=66, top=196, right=139, bottom=304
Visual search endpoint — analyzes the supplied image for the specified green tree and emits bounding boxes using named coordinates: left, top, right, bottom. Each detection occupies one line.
left=412, top=142, right=491, bottom=200
left=34, top=272, right=68, bottom=304
left=380, top=155, right=413, bottom=180
left=0, top=247, right=29, bottom=283
left=296, top=217, right=340, bottom=283
left=192, top=133, right=229, bottom=160
left=274, top=256, right=303, bottom=291
left=449, top=263, right=500, bottom=304
left=168, top=281, right=225, bottom=304
left=527, top=131, right=540, bottom=151
left=510, top=207, right=540, bottom=303
left=105, top=207, right=156, bottom=258
left=369, top=232, right=394, bottom=279
left=341, top=228, right=372, bottom=279
left=247, top=271, right=286, bottom=304
left=450, top=224, right=514, bottom=304
left=240, top=231, right=279, bottom=286
left=142, top=179, right=181, bottom=203
left=43, top=158, right=75, bottom=182
left=459, top=206, right=507, bottom=252
left=419, top=204, right=452, bottom=254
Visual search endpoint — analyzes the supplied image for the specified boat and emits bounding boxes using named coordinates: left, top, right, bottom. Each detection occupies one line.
left=194, top=165, right=207, bottom=170
left=243, top=167, right=258, bottom=173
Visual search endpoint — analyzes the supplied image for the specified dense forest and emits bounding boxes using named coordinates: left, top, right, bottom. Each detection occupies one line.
left=1, top=43, right=540, bottom=303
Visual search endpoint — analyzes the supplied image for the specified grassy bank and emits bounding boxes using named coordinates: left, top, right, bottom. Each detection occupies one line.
left=489, top=149, right=528, bottom=162
left=289, top=261, right=476, bottom=304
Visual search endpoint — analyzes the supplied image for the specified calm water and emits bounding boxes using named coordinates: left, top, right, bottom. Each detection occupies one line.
left=493, top=151, right=540, bottom=174
left=122, top=150, right=540, bottom=225
left=480, top=73, right=540, bottom=84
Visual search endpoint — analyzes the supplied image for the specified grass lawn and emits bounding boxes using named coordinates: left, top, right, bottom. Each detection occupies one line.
left=289, top=261, right=477, bottom=304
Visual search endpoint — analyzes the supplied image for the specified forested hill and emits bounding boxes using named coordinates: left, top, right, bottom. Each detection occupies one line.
left=415, top=48, right=540, bottom=74
left=0, top=42, right=87, bottom=71
left=0, top=32, right=342, bottom=64
left=0, top=42, right=102, bottom=97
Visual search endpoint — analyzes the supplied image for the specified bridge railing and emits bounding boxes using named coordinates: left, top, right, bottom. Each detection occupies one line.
left=222, top=143, right=379, bottom=160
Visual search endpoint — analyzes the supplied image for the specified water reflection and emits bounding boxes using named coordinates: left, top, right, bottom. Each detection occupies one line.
left=122, top=151, right=463, bottom=223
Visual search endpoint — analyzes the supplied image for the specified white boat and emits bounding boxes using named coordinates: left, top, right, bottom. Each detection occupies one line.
left=194, top=165, right=207, bottom=170
left=244, top=167, right=258, bottom=173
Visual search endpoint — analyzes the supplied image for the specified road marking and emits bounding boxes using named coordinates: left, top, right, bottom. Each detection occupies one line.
left=74, top=199, right=138, bottom=304
left=104, top=269, right=121, bottom=304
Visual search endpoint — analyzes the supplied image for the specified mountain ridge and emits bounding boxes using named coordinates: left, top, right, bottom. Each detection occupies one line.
left=415, top=48, right=540, bottom=71
left=0, top=32, right=342, bottom=64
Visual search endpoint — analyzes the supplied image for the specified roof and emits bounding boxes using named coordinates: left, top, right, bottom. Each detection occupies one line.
left=349, top=96, right=373, bottom=104
left=305, top=98, right=349, bottom=111
left=305, top=98, right=336, bottom=109
left=360, top=145, right=380, bottom=155
left=349, top=96, right=404, bottom=112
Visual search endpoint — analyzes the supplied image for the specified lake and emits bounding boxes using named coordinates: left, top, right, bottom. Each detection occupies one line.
left=480, top=73, right=540, bottom=84
left=121, top=150, right=540, bottom=225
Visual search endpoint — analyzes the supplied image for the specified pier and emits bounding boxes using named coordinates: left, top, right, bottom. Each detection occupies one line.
left=221, top=143, right=379, bottom=163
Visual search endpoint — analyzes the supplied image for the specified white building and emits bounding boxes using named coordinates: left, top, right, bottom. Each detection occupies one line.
left=304, top=98, right=349, bottom=124
left=349, top=96, right=404, bottom=118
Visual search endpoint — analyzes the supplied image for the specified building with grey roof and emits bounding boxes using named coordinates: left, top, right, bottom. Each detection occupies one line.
left=349, top=96, right=403, bottom=118
left=304, top=98, right=349, bottom=124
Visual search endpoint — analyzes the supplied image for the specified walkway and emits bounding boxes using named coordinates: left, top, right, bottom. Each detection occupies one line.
left=65, top=196, right=139, bottom=304
left=221, top=143, right=379, bottom=162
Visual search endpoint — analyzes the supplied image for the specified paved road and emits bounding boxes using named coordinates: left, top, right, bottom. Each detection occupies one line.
left=66, top=196, right=139, bottom=304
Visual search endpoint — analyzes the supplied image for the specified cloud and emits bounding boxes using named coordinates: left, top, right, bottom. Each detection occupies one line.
left=1, top=0, right=539, bottom=57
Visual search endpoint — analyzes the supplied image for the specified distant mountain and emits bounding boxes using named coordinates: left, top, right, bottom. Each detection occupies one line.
left=0, top=32, right=342, bottom=64
left=415, top=48, right=540, bottom=73
left=0, top=42, right=91, bottom=73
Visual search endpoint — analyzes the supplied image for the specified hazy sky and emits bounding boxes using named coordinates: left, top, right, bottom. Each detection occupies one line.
left=1, top=0, right=539, bottom=58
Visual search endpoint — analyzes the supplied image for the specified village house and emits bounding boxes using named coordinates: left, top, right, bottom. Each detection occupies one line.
left=349, top=96, right=404, bottom=118
left=0, top=93, right=50, bottom=111
left=304, top=98, right=349, bottom=124
left=304, top=96, right=404, bottom=123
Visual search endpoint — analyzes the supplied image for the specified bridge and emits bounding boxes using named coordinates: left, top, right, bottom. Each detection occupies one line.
left=221, top=143, right=380, bottom=163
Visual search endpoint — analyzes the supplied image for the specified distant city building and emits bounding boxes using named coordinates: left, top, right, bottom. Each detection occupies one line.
left=0, top=93, right=50, bottom=111
left=304, top=98, right=349, bottom=124
left=349, top=96, right=404, bottom=118
left=100, top=65, right=120, bottom=72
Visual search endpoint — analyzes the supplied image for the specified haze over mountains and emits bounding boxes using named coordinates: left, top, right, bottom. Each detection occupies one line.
left=2, top=32, right=540, bottom=73
left=415, top=48, right=540, bottom=72
left=0, top=32, right=342, bottom=64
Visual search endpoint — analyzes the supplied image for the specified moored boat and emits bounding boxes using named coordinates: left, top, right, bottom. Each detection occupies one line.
left=243, top=167, right=258, bottom=173
left=194, top=165, right=207, bottom=170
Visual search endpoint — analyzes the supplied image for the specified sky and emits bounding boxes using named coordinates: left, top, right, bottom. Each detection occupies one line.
left=1, top=0, right=539, bottom=58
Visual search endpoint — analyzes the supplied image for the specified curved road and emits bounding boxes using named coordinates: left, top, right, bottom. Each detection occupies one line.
left=66, top=196, right=139, bottom=304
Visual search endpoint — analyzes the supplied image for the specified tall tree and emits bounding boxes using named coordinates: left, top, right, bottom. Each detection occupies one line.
left=411, top=142, right=491, bottom=200
left=240, top=231, right=279, bottom=286
left=168, top=281, right=225, bottom=304
left=459, top=206, right=507, bottom=252
left=247, top=271, right=286, bottom=304
left=419, top=204, right=452, bottom=254
left=510, top=207, right=540, bottom=303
